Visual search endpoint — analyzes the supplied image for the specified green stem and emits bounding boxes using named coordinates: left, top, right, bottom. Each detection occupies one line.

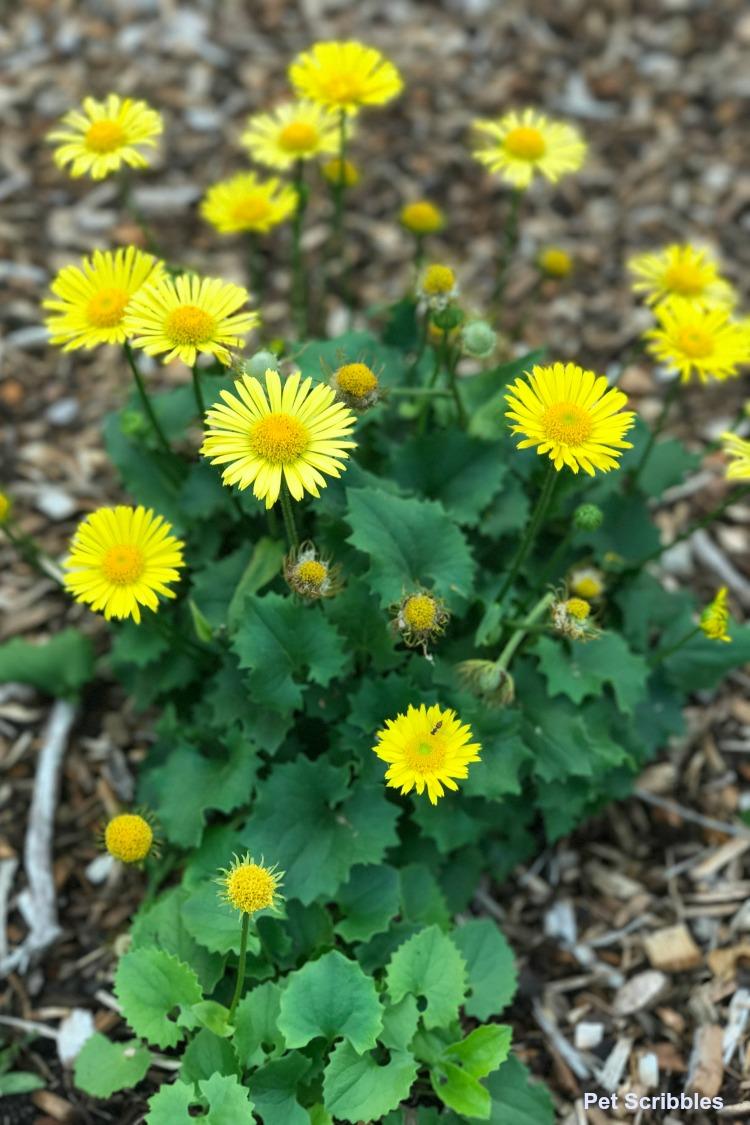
left=650, top=624, right=700, bottom=668
left=291, top=160, right=309, bottom=338
left=496, top=591, right=555, bottom=669
left=628, top=377, right=680, bottom=490
left=628, top=481, right=750, bottom=574
left=446, top=344, right=467, bottom=428
left=279, top=483, right=299, bottom=550
left=413, top=234, right=425, bottom=274
left=495, top=464, right=557, bottom=607
left=407, top=310, right=429, bottom=380
left=228, top=913, right=250, bottom=1023
left=492, top=189, right=523, bottom=306
left=192, top=364, right=206, bottom=421
left=122, top=343, right=172, bottom=456
left=417, top=341, right=444, bottom=435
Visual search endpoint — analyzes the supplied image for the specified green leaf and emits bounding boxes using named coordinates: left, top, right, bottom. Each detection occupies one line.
left=399, top=864, right=450, bottom=928
left=73, top=1033, right=150, bottom=1098
left=465, top=351, right=545, bottom=441
left=181, top=883, right=261, bottom=956
left=115, top=947, right=202, bottom=1048
left=249, top=1051, right=311, bottom=1125
left=662, top=619, right=750, bottom=692
left=336, top=864, right=400, bottom=942
left=231, top=592, right=349, bottom=713
left=379, top=995, right=420, bottom=1051
left=481, top=475, right=530, bottom=539
left=181, top=1028, right=238, bottom=1084
left=0, top=1072, right=45, bottom=1095
left=534, top=632, right=649, bottom=714
left=431, top=1060, right=491, bottom=1119
left=146, top=1073, right=254, bottom=1124
left=390, top=432, right=508, bottom=527
left=0, top=629, right=94, bottom=696
left=130, top=886, right=225, bottom=993
left=638, top=438, right=701, bottom=498
left=323, top=1041, right=418, bottom=1123
left=386, top=926, right=467, bottom=1030
left=453, top=919, right=517, bottom=1019
left=444, top=1025, right=512, bottom=1079
left=486, top=1056, right=555, bottom=1125
left=278, top=950, right=382, bottom=1053
left=226, top=537, right=285, bottom=629
left=242, top=758, right=399, bottom=904
left=292, top=331, right=409, bottom=386
left=191, top=544, right=254, bottom=628
left=346, top=487, right=475, bottom=609
left=232, top=981, right=285, bottom=1068
left=191, top=1001, right=233, bottom=1039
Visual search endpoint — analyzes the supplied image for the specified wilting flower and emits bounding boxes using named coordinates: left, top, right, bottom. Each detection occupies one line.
left=372, top=703, right=481, bottom=804
left=721, top=431, right=750, bottom=480
left=551, top=594, right=600, bottom=641
left=456, top=660, right=515, bottom=708
left=103, top=812, right=156, bottom=865
left=124, top=273, right=258, bottom=366
left=391, top=591, right=449, bottom=656
left=400, top=200, right=445, bottom=236
left=43, top=247, right=164, bottom=351
left=201, top=368, right=357, bottom=508
left=47, top=94, right=162, bottom=180
left=569, top=566, right=605, bottom=601
left=289, top=40, right=403, bottom=114
left=472, top=108, right=586, bottom=189
left=417, top=264, right=458, bottom=311
left=200, top=172, right=297, bottom=235
left=64, top=505, right=185, bottom=623
left=241, top=101, right=340, bottom=170
left=699, top=588, right=732, bottom=643
left=284, top=541, right=342, bottom=600
left=644, top=299, right=750, bottom=384
left=218, top=854, right=284, bottom=916
left=321, top=157, right=360, bottom=187
left=628, top=244, right=736, bottom=310
left=505, top=362, right=636, bottom=475
left=538, top=247, right=573, bottom=279
left=331, top=362, right=380, bottom=411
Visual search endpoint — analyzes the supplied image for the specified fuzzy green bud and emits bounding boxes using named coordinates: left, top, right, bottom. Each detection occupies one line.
left=432, top=306, right=464, bottom=331
left=573, top=503, right=604, bottom=531
left=461, top=320, right=497, bottom=358
left=246, top=350, right=280, bottom=378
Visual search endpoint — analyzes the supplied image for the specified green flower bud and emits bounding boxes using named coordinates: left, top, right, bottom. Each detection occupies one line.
left=246, top=350, right=280, bottom=378
left=573, top=503, right=604, bottom=531
left=432, top=306, right=464, bottom=331
left=461, top=320, right=497, bottom=358
left=119, top=410, right=150, bottom=439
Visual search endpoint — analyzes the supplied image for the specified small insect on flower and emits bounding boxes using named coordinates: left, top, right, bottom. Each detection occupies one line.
left=472, top=108, right=586, bottom=190
left=505, top=362, right=636, bottom=475
left=201, top=172, right=298, bottom=236
left=241, top=101, right=340, bottom=170
left=551, top=594, right=600, bottom=642
left=392, top=591, right=450, bottom=657
left=218, top=854, right=284, bottom=916
left=538, top=247, right=573, bottom=279
left=64, top=505, right=185, bottom=623
left=201, top=368, right=357, bottom=509
left=331, top=362, right=381, bottom=411
left=284, top=541, right=342, bottom=600
left=456, top=659, right=515, bottom=708
left=289, top=40, right=403, bottom=114
left=43, top=247, right=164, bottom=352
left=628, top=244, right=736, bottom=310
left=700, top=587, right=732, bottom=643
left=321, top=157, right=361, bottom=187
left=644, top=298, right=750, bottom=385
left=47, top=94, right=162, bottom=180
left=400, top=200, right=445, bottom=236
left=569, top=566, right=605, bottom=601
left=103, top=812, right=157, bottom=865
left=124, top=273, right=258, bottom=367
left=373, top=703, right=481, bottom=805
left=721, top=430, right=750, bottom=480
left=417, top=264, right=458, bottom=312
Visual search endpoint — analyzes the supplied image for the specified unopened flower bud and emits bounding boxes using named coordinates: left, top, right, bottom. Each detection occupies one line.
left=246, top=350, right=280, bottom=378
left=461, top=320, right=497, bottom=358
left=573, top=503, right=603, bottom=531
left=432, top=306, right=464, bottom=331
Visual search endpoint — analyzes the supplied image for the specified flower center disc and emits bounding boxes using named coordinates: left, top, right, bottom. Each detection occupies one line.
left=337, top=363, right=378, bottom=397
left=664, top=262, right=705, bottom=296
left=325, top=73, right=364, bottom=104
left=165, top=304, right=217, bottom=345
left=296, top=559, right=327, bottom=586
left=423, top=266, right=455, bottom=295
left=105, top=814, right=153, bottom=862
left=677, top=326, right=713, bottom=358
left=87, top=287, right=130, bottom=328
left=231, top=196, right=272, bottom=225
left=249, top=412, right=309, bottom=464
left=102, top=544, right=146, bottom=585
left=403, top=595, right=437, bottom=630
left=227, top=864, right=276, bottom=913
left=541, top=401, right=593, bottom=446
left=85, top=119, right=126, bottom=153
left=405, top=735, right=446, bottom=775
left=503, top=125, right=546, bottom=160
left=279, top=121, right=318, bottom=152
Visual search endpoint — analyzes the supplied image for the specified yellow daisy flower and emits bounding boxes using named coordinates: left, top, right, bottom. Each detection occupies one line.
left=472, top=108, right=586, bottom=190
left=64, top=505, right=185, bottom=623
left=47, top=93, right=162, bottom=180
left=218, top=854, right=284, bottom=916
left=505, top=362, right=636, bottom=475
left=200, top=172, right=297, bottom=236
left=104, top=813, right=155, bottom=864
left=321, top=157, right=360, bottom=187
left=538, top=247, right=573, bottom=279
left=289, top=40, right=403, bottom=114
left=721, top=431, right=750, bottom=480
left=644, top=299, right=750, bottom=384
left=124, top=273, right=258, bottom=366
left=200, top=368, right=357, bottom=509
left=241, top=101, right=340, bottom=170
left=43, top=247, right=164, bottom=352
left=400, top=200, right=445, bottom=236
left=628, top=244, right=736, bottom=309
left=699, top=588, right=732, bottom=643
left=373, top=703, right=481, bottom=805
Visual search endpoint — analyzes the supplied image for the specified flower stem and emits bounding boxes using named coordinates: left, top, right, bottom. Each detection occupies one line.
left=279, top=482, right=299, bottom=550
left=228, top=913, right=250, bottom=1023
left=650, top=624, right=700, bottom=668
left=492, top=188, right=523, bottom=307
left=497, top=590, right=555, bottom=668
left=628, top=376, right=680, bottom=491
left=291, top=160, right=309, bottom=338
left=122, top=343, right=172, bottom=456
left=495, top=463, right=558, bottom=607
left=417, top=340, right=444, bottom=435
left=191, top=364, right=206, bottom=421
left=446, top=344, right=467, bottom=428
